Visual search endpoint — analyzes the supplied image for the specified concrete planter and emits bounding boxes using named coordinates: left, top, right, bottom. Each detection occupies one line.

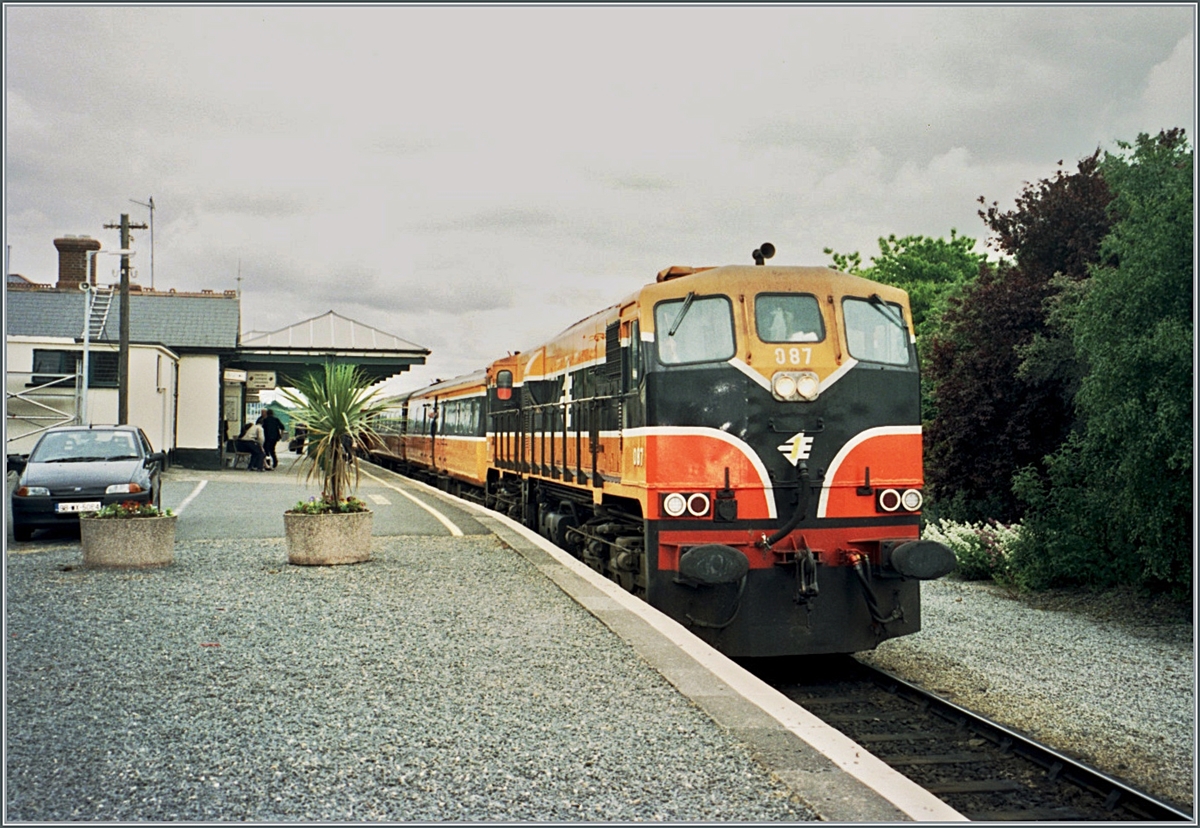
left=80, top=514, right=176, bottom=568
left=284, top=509, right=373, bottom=566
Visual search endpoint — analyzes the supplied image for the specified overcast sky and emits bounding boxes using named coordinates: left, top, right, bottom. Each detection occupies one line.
left=5, top=4, right=1194, bottom=394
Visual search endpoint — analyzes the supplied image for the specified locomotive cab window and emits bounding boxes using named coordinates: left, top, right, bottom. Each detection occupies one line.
left=843, top=296, right=911, bottom=365
left=755, top=293, right=824, bottom=343
left=496, top=370, right=513, bottom=401
left=654, top=294, right=735, bottom=365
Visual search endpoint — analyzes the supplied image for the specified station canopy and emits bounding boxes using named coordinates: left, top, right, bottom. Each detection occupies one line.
left=232, top=310, right=430, bottom=386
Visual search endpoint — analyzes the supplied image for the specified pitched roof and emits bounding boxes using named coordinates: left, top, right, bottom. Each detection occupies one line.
left=239, top=310, right=428, bottom=354
left=4, top=287, right=240, bottom=350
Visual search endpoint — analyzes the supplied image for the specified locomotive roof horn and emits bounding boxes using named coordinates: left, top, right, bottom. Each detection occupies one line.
left=753, top=242, right=775, bottom=265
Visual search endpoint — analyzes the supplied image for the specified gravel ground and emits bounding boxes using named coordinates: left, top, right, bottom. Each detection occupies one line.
left=5, top=535, right=813, bottom=823
left=856, top=576, right=1195, bottom=813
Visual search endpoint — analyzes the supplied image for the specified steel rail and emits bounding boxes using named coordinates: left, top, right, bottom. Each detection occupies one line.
left=858, top=662, right=1194, bottom=822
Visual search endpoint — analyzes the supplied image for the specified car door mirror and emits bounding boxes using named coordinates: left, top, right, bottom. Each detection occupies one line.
left=7, top=454, right=27, bottom=475
left=144, top=451, right=165, bottom=469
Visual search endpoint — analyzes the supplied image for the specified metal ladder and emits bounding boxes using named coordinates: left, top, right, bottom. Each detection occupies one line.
left=84, top=286, right=114, bottom=339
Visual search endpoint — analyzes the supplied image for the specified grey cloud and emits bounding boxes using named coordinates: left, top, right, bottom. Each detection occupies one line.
left=201, top=193, right=310, bottom=219
left=421, top=208, right=558, bottom=233
left=608, top=174, right=676, bottom=192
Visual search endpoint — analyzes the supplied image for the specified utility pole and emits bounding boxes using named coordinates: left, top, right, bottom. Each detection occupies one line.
left=104, top=213, right=147, bottom=425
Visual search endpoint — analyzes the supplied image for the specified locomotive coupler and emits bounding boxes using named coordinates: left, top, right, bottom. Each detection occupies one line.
left=792, top=547, right=820, bottom=604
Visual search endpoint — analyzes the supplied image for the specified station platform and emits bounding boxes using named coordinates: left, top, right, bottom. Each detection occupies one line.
left=5, top=460, right=965, bottom=822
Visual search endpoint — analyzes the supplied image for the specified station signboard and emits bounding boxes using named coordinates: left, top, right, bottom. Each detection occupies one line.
left=247, top=371, right=276, bottom=390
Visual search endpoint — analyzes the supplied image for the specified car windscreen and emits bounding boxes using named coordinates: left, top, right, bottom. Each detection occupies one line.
left=654, top=294, right=735, bottom=365
left=29, top=431, right=141, bottom=463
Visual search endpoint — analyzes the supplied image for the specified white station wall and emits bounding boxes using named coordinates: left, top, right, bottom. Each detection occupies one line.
left=176, top=354, right=220, bottom=450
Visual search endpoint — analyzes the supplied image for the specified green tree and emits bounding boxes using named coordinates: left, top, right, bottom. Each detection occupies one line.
left=1013, top=129, right=1193, bottom=592
left=826, top=230, right=983, bottom=339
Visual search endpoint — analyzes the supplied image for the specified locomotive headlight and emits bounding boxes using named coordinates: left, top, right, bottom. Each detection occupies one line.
left=663, top=492, right=688, bottom=517
left=771, top=371, right=820, bottom=402
left=878, top=488, right=902, bottom=512
left=686, top=492, right=711, bottom=517
left=772, top=374, right=797, bottom=399
left=795, top=373, right=820, bottom=401
left=901, top=488, right=923, bottom=511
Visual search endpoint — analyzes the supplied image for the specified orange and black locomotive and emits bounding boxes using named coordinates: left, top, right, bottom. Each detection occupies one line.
left=373, top=247, right=955, bottom=657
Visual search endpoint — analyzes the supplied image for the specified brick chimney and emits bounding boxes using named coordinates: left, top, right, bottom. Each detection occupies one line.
left=53, top=235, right=101, bottom=289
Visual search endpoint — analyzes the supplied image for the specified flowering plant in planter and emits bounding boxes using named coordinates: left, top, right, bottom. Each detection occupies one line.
left=279, top=363, right=388, bottom=514
left=290, top=495, right=369, bottom=515
left=81, top=500, right=176, bottom=568
left=91, top=500, right=175, bottom=519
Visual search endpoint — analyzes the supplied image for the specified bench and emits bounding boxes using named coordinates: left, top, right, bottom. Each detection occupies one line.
left=225, top=451, right=252, bottom=470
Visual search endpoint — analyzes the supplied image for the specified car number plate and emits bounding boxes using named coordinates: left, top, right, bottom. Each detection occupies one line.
left=56, top=501, right=102, bottom=513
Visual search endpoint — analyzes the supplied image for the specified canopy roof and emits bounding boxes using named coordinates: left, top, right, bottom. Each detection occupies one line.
left=233, top=310, right=430, bottom=384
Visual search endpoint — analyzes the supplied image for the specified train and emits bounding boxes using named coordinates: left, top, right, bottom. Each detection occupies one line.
left=370, top=245, right=956, bottom=658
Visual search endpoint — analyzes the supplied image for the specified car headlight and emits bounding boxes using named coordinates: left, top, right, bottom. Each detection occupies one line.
left=105, top=483, right=145, bottom=495
left=771, top=371, right=820, bottom=402
left=15, top=486, right=50, bottom=497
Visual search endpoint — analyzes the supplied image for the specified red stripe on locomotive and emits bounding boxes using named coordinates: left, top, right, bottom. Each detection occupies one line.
left=643, top=429, right=775, bottom=520
left=818, top=427, right=923, bottom=519
left=656, top=523, right=921, bottom=572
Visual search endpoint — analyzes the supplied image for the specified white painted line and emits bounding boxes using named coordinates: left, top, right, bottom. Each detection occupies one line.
left=367, top=494, right=391, bottom=506
left=359, top=468, right=464, bottom=537
left=173, top=480, right=207, bottom=515
left=409, top=478, right=966, bottom=822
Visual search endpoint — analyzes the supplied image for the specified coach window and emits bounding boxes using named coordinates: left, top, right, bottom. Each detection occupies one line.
left=755, top=294, right=824, bottom=343
left=843, top=296, right=911, bottom=365
left=654, top=295, right=735, bottom=365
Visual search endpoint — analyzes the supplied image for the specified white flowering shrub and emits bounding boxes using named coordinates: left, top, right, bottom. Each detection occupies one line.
left=923, top=519, right=1021, bottom=581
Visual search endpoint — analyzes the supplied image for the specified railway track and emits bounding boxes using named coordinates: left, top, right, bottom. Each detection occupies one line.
left=753, top=656, right=1192, bottom=822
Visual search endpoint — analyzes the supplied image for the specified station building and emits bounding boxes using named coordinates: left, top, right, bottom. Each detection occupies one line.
left=5, top=235, right=429, bottom=468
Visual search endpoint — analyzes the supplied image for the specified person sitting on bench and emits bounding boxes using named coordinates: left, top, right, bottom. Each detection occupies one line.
left=235, top=421, right=267, bottom=471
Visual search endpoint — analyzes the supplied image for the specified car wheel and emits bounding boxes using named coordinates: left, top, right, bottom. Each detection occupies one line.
left=13, top=524, right=33, bottom=542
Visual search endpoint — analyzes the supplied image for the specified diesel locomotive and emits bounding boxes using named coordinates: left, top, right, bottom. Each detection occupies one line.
left=372, top=246, right=956, bottom=657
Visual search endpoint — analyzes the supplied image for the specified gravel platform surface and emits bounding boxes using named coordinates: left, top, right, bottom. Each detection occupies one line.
left=5, top=535, right=813, bottom=823
left=856, top=577, right=1195, bottom=814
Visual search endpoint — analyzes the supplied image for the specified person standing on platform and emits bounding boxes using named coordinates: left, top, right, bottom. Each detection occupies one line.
left=260, top=407, right=286, bottom=471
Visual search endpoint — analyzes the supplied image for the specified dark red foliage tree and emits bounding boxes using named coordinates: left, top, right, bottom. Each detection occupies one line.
left=925, top=153, right=1113, bottom=522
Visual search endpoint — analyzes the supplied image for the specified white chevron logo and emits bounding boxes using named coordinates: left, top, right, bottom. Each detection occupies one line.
left=777, top=432, right=814, bottom=466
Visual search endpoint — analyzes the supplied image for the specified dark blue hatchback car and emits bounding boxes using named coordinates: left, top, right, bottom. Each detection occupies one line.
left=10, top=425, right=165, bottom=541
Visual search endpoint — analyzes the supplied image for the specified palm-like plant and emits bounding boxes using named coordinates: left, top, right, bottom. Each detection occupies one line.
left=280, top=364, right=388, bottom=508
